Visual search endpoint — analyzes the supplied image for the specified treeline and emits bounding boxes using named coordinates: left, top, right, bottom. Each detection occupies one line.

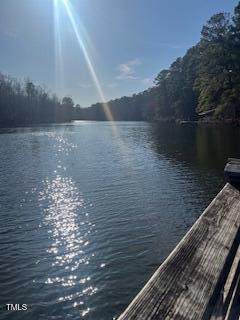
left=80, top=88, right=158, bottom=121
left=2, top=2, right=240, bottom=126
left=0, top=72, right=81, bottom=126
left=83, top=2, right=240, bottom=122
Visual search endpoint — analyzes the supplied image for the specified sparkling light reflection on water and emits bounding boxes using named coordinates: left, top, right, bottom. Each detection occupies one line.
left=39, top=174, right=96, bottom=317
left=0, top=122, right=240, bottom=320
left=36, top=131, right=99, bottom=318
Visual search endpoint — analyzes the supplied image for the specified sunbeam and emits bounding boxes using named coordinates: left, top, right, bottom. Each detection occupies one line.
left=53, top=0, right=131, bottom=159
left=53, top=0, right=64, bottom=95
left=60, top=0, right=114, bottom=123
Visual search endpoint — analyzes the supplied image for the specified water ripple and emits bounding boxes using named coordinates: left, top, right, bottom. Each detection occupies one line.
left=0, top=122, right=234, bottom=320
left=38, top=174, right=97, bottom=315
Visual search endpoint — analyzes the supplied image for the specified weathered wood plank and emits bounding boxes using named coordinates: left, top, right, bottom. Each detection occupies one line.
left=117, top=183, right=240, bottom=320
left=223, top=246, right=240, bottom=309
left=210, top=246, right=240, bottom=319
left=224, top=158, right=240, bottom=189
left=227, top=158, right=240, bottom=165
left=224, top=262, right=240, bottom=320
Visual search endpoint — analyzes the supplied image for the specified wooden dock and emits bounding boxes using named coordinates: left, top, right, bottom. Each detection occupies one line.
left=117, top=159, right=240, bottom=320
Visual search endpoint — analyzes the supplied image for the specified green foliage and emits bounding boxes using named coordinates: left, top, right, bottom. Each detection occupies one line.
left=83, top=2, right=240, bottom=123
left=81, top=88, right=158, bottom=121
left=151, top=2, right=240, bottom=122
left=2, top=2, right=240, bottom=124
left=154, top=45, right=200, bottom=120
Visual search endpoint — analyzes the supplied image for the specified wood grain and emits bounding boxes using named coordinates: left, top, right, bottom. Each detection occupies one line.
left=224, top=158, right=240, bottom=188
left=117, top=183, right=240, bottom=320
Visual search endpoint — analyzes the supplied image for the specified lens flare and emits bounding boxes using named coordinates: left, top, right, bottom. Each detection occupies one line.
left=53, top=0, right=64, bottom=95
left=53, top=0, right=130, bottom=157
left=57, top=0, right=114, bottom=122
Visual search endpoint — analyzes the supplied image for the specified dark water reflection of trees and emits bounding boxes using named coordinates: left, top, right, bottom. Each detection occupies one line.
left=150, top=123, right=240, bottom=173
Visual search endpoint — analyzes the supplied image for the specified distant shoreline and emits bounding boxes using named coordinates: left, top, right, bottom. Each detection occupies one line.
left=148, top=117, right=240, bottom=127
left=1, top=118, right=240, bottom=129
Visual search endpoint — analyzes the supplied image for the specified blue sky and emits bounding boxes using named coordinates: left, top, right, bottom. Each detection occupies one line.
left=0, top=0, right=238, bottom=107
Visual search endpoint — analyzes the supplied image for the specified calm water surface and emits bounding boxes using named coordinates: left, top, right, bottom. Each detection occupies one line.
left=0, top=121, right=240, bottom=320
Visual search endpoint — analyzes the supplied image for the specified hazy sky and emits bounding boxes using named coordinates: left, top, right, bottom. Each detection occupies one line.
left=0, top=0, right=238, bottom=107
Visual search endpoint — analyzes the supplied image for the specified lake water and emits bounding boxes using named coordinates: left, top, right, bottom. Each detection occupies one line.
left=0, top=121, right=240, bottom=320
